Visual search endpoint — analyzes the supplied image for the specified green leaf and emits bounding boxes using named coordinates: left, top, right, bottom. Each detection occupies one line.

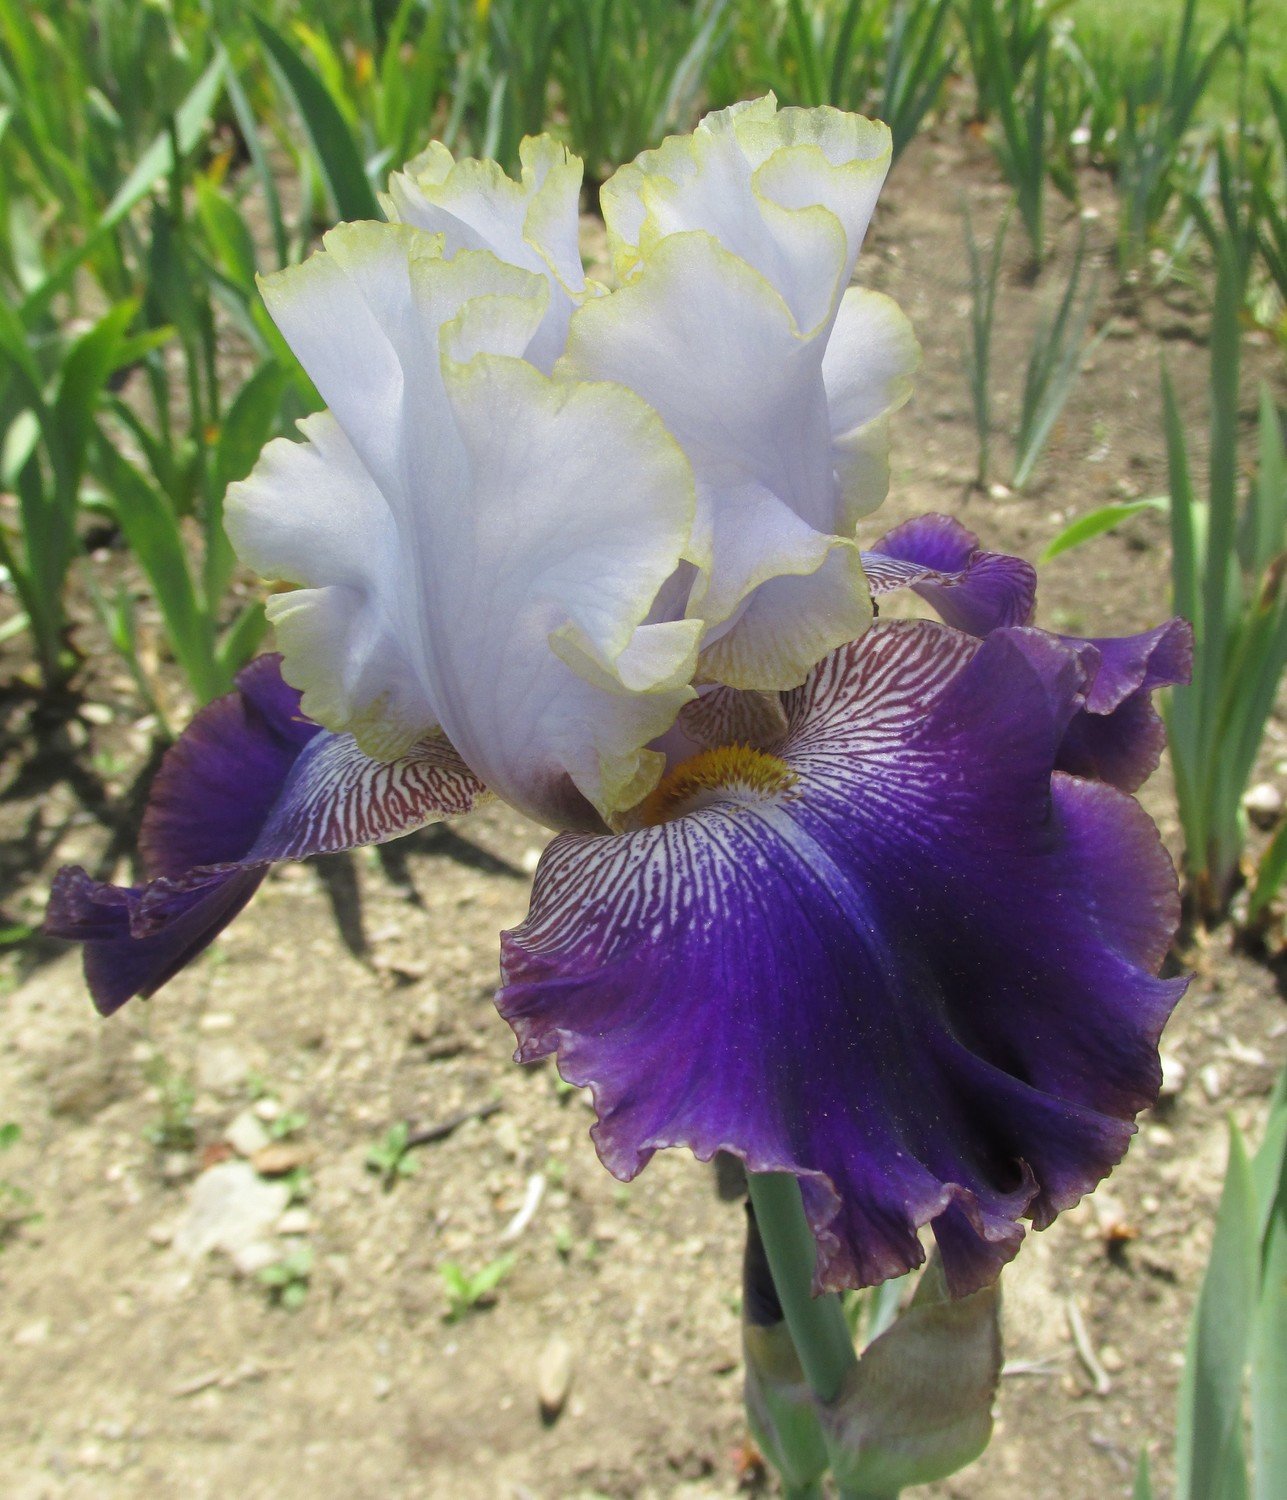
left=93, top=442, right=222, bottom=703
left=195, top=178, right=259, bottom=296
left=217, top=600, right=269, bottom=680
left=1176, top=1122, right=1258, bottom=1500
left=1248, top=818, right=1287, bottom=925
left=20, top=54, right=228, bottom=323
left=214, top=363, right=288, bottom=495
left=1252, top=1068, right=1287, bottom=1499
left=100, top=54, right=228, bottom=233
left=1039, top=497, right=1169, bottom=563
left=1133, top=1450, right=1154, bottom=1500
left=824, top=1259, right=1001, bottom=1493
left=49, top=299, right=139, bottom=499
left=253, top=15, right=380, bottom=223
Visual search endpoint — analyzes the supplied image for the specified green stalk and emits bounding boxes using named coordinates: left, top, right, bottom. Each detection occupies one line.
left=745, top=1172, right=857, bottom=1404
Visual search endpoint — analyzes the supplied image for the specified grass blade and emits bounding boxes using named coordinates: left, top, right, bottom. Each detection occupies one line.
left=1039, top=498, right=1169, bottom=563
left=1252, top=1070, right=1287, bottom=1499
left=253, top=15, right=380, bottom=223
left=1176, top=1122, right=1257, bottom=1500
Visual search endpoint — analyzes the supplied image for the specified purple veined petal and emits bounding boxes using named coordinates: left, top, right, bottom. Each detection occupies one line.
left=861, top=513, right=1036, bottom=636
left=1053, top=618, right=1194, bottom=792
left=1058, top=618, right=1194, bottom=715
left=498, top=621, right=1185, bottom=1297
left=862, top=513, right=1193, bottom=793
left=45, top=655, right=485, bottom=1016
left=678, top=687, right=789, bottom=752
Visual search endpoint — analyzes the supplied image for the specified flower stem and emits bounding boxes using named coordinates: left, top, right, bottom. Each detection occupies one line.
left=745, top=1172, right=857, bottom=1404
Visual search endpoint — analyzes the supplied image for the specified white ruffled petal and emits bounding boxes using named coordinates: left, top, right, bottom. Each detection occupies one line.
left=564, top=229, right=865, bottom=689
left=231, top=224, right=698, bottom=828
left=823, top=287, right=920, bottom=524
left=603, top=95, right=891, bottom=334
left=385, top=134, right=588, bottom=371
left=583, top=95, right=909, bottom=691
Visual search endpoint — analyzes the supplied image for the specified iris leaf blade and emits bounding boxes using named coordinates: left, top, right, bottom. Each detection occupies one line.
left=1039, top=498, right=1169, bottom=563
left=1175, top=1122, right=1257, bottom=1500
left=253, top=15, right=380, bottom=224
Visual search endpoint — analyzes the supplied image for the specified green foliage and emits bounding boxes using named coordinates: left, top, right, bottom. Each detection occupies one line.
left=1111, top=0, right=1236, bottom=270
left=258, top=1243, right=314, bottom=1311
left=1012, top=227, right=1101, bottom=489
left=1039, top=497, right=1169, bottom=562
left=961, top=201, right=1009, bottom=486
left=1140, top=1066, right=1287, bottom=1499
left=365, top=1121, right=418, bottom=1188
left=1165, top=250, right=1287, bottom=918
left=0, top=1120, right=34, bottom=1244
left=963, top=0, right=1059, bottom=267
left=143, top=1055, right=196, bottom=1152
left=268, top=1108, right=308, bottom=1142
left=439, top=1251, right=517, bottom=1321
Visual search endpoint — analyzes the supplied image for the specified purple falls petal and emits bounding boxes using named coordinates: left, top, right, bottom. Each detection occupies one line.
left=498, top=621, right=1185, bottom=1297
left=862, top=513, right=1036, bottom=635
left=45, top=654, right=485, bottom=1015
left=1055, top=618, right=1194, bottom=791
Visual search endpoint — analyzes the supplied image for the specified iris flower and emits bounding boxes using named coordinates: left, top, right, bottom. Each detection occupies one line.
left=46, top=100, right=1189, bottom=1297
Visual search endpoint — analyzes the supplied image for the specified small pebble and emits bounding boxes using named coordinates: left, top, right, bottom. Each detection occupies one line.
left=536, top=1336, right=574, bottom=1422
left=1200, top=1063, right=1224, bottom=1103
left=276, top=1207, right=311, bottom=1236
left=1243, top=782, right=1283, bottom=829
left=225, top=1110, right=271, bottom=1159
left=230, top=1240, right=281, bottom=1278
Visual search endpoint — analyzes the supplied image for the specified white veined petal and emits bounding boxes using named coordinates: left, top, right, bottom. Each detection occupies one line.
left=823, top=287, right=920, bottom=526
left=699, top=546, right=873, bottom=691
left=433, top=353, right=698, bottom=825
left=233, top=226, right=699, bottom=828
left=385, top=134, right=587, bottom=371
left=602, top=94, right=891, bottom=333
left=563, top=229, right=868, bottom=687
left=228, top=411, right=436, bottom=759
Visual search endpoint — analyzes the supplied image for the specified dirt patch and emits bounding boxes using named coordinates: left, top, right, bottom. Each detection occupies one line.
left=1, top=122, right=1285, bottom=1500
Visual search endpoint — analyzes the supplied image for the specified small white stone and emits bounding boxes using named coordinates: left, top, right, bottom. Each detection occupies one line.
left=225, top=1110, right=271, bottom=1159
left=1243, top=782, right=1283, bottom=830
left=1200, top=1063, right=1224, bottom=1103
left=493, top=1116, right=524, bottom=1161
left=13, top=1318, right=50, bottom=1347
left=536, top=1336, right=574, bottom=1421
left=230, top=1240, right=282, bottom=1278
left=172, top=1161, right=290, bottom=1261
left=195, top=1042, right=248, bottom=1096
left=276, top=1207, right=312, bottom=1237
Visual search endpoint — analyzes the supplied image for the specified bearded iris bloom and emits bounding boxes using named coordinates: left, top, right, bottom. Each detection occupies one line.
left=46, top=100, right=1189, bottom=1298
